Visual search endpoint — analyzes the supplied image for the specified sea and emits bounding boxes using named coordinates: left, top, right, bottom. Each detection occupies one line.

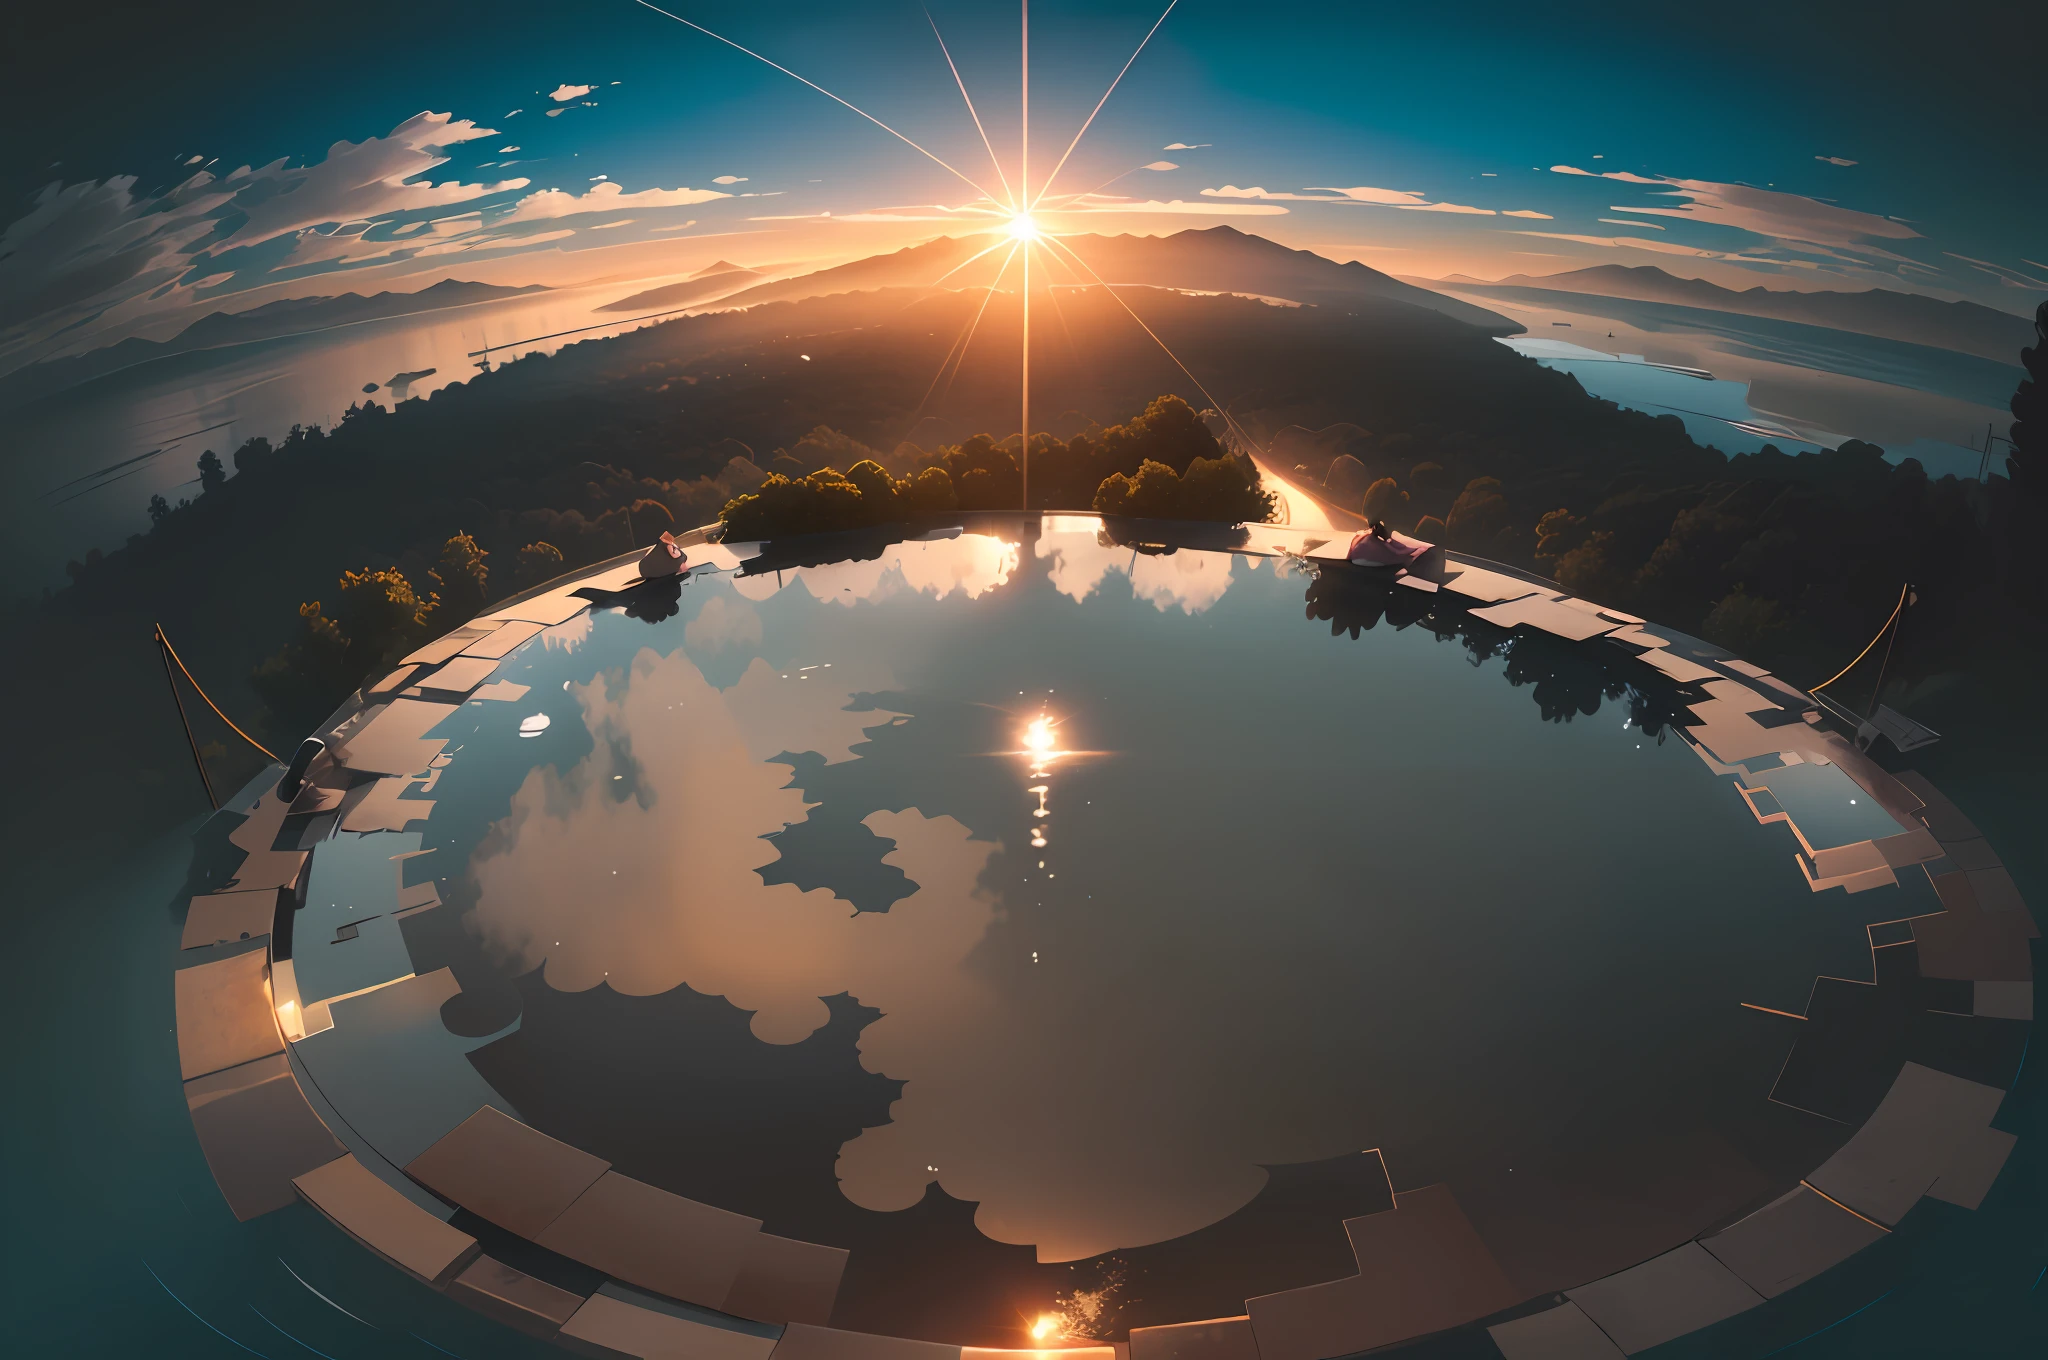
left=1431, top=284, right=2021, bottom=479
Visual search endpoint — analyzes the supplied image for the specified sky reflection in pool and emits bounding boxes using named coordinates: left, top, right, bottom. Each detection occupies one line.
left=405, top=523, right=1890, bottom=1273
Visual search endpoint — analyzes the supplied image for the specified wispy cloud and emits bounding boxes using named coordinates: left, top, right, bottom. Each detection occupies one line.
left=746, top=207, right=984, bottom=222
left=415, top=228, right=578, bottom=257
left=1944, top=252, right=2048, bottom=289
left=836, top=212, right=982, bottom=222
left=0, top=111, right=543, bottom=373
left=1619, top=184, right=1915, bottom=256
left=1548, top=163, right=1925, bottom=271
left=1203, top=184, right=1364, bottom=203
left=214, top=113, right=523, bottom=251
left=1816, top=155, right=1858, bottom=166
left=1302, top=185, right=1430, bottom=205
left=712, top=176, right=748, bottom=185
left=1163, top=143, right=1211, bottom=150
left=495, top=181, right=731, bottom=224
left=1207, top=184, right=1548, bottom=217
left=1076, top=197, right=1287, bottom=216
left=1549, top=165, right=1661, bottom=184
left=0, top=108, right=779, bottom=376
left=1142, top=161, right=1179, bottom=172
left=1511, top=229, right=1806, bottom=265
left=549, top=84, right=594, bottom=101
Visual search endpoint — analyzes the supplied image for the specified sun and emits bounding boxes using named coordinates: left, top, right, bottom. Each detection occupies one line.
left=636, top=1, right=1245, bottom=510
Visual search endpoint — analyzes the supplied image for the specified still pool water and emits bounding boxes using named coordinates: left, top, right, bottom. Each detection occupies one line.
left=9, top=521, right=2043, bottom=1356
left=281, top=524, right=1920, bottom=1337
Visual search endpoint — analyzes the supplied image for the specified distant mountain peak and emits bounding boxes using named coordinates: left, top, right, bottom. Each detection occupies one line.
left=1439, top=263, right=2030, bottom=362
left=3, top=279, right=548, bottom=398
left=690, top=260, right=746, bottom=278
left=704, top=226, right=1519, bottom=334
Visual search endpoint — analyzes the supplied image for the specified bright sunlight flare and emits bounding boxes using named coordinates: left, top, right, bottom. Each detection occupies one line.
left=1007, top=213, right=1041, bottom=241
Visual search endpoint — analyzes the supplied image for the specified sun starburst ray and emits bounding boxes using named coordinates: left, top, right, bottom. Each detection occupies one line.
left=901, top=236, right=1028, bottom=433
left=1039, top=234, right=1259, bottom=452
left=938, top=241, right=1023, bottom=405
left=906, top=308, right=986, bottom=436
left=1029, top=0, right=1180, bottom=211
left=630, top=0, right=1004, bottom=207
left=1037, top=250, right=1082, bottom=358
left=931, top=235, right=1021, bottom=288
left=926, top=9, right=1016, bottom=211
left=1073, top=158, right=1168, bottom=202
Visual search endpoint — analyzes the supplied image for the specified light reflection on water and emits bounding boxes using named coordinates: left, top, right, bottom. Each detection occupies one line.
left=1445, top=285, right=2013, bottom=476
left=2, top=285, right=663, bottom=584
left=404, top=524, right=1883, bottom=1268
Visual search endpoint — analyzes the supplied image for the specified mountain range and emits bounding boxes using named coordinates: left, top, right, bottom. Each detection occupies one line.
left=1433, top=264, right=2032, bottom=362
left=693, top=226, right=1520, bottom=335
left=598, top=261, right=767, bottom=313
left=2, top=279, right=548, bottom=405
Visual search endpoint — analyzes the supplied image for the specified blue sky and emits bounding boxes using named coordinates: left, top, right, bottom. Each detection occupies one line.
left=3, top=0, right=2042, bottom=372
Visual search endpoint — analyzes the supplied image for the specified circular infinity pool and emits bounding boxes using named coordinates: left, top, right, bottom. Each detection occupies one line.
left=270, top=516, right=1966, bottom=1346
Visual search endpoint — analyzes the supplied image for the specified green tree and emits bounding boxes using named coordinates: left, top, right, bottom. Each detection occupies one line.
left=1095, top=459, right=1185, bottom=518
left=1553, top=530, right=1631, bottom=604
left=899, top=465, right=958, bottom=516
left=1533, top=509, right=1584, bottom=572
left=251, top=601, right=356, bottom=738
left=631, top=498, right=676, bottom=545
left=845, top=460, right=898, bottom=521
left=2009, top=300, right=2046, bottom=497
left=720, top=467, right=869, bottom=539
left=1445, top=477, right=1509, bottom=547
left=942, top=435, right=1022, bottom=510
left=334, top=566, right=433, bottom=670
left=1094, top=394, right=1222, bottom=476
left=774, top=426, right=880, bottom=476
left=428, top=533, right=490, bottom=624
left=1180, top=452, right=1278, bottom=523
left=1636, top=505, right=1748, bottom=620
left=1701, top=586, right=1789, bottom=653
left=232, top=436, right=275, bottom=475
left=1093, top=454, right=1276, bottom=524
left=1361, top=477, right=1410, bottom=526
left=513, top=541, right=565, bottom=591
left=1409, top=462, right=1455, bottom=494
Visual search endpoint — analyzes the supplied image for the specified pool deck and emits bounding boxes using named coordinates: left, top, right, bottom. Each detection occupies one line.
left=170, top=515, right=2034, bottom=1360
